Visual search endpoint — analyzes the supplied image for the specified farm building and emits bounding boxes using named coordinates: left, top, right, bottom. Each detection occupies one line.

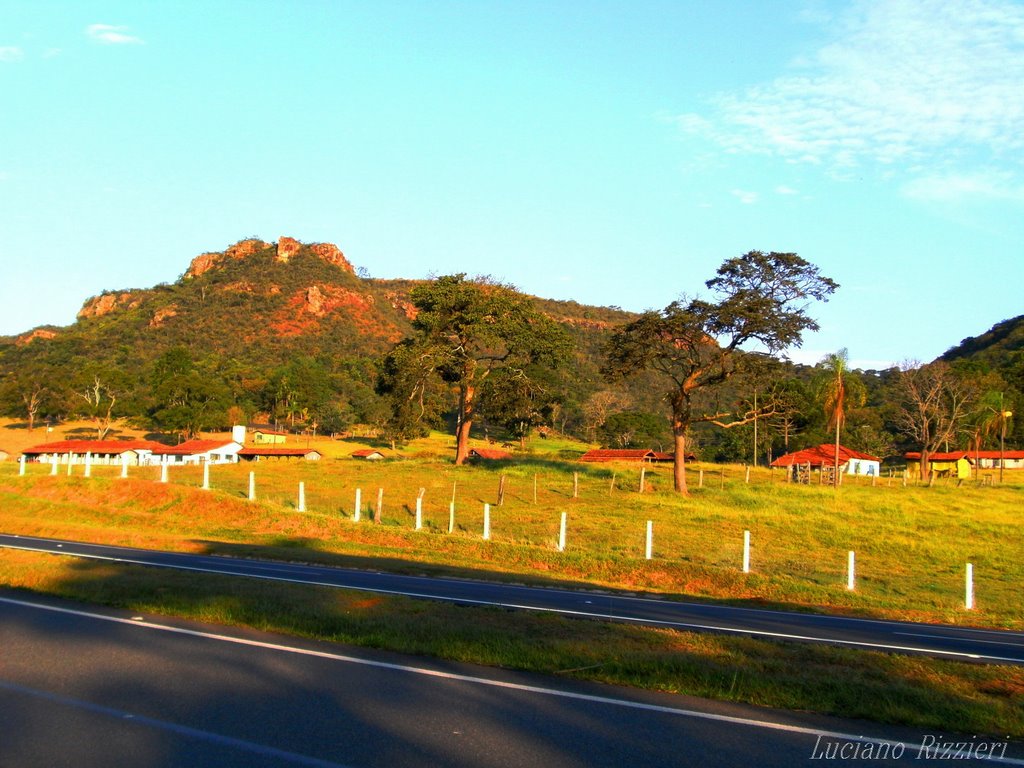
left=970, top=450, right=1024, bottom=470
left=238, top=447, right=321, bottom=461
left=468, top=448, right=512, bottom=461
left=351, top=449, right=385, bottom=460
left=579, top=449, right=690, bottom=463
left=771, top=444, right=881, bottom=476
left=21, top=440, right=165, bottom=466
left=253, top=429, right=287, bottom=445
left=904, top=452, right=973, bottom=479
left=151, top=439, right=242, bottom=465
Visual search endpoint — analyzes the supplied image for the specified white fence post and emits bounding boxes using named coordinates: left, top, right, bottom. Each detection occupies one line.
left=51, top=455, right=58, bottom=476
left=84, top=452, right=92, bottom=478
left=847, top=551, right=856, bottom=591
left=121, top=454, right=129, bottom=479
left=645, top=520, right=653, bottom=560
left=248, top=471, right=256, bottom=501
left=19, top=456, right=26, bottom=476
left=965, top=563, right=974, bottom=610
left=298, top=482, right=306, bottom=512
left=448, top=501, right=455, bottom=533
left=558, top=511, right=567, bottom=552
left=161, top=462, right=169, bottom=484
left=354, top=488, right=361, bottom=521
left=743, top=530, right=751, bottom=573
left=415, top=497, right=423, bottom=531
left=202, top=461, right=210, bottom=490
left=483, top=503, right=491, bottom=540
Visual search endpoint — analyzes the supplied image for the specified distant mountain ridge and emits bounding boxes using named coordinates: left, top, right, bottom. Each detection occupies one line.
left=940, top=315, right=1024, bottom=368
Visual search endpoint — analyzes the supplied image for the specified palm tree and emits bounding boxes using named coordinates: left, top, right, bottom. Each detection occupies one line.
left=819, top=350, right=865, bottom=488
left=972, top=392, right=1014, bottom=483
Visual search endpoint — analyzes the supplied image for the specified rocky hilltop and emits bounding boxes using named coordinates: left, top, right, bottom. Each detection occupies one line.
left=184, top=236, right=354, bottom=279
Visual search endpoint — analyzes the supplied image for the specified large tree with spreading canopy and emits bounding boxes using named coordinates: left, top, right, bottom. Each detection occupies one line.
left=604, top=251, right=838, bottom=494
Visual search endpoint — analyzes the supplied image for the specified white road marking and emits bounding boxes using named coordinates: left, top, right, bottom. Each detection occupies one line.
left=3, top=540, right=1021, bottom=664
left=1, top=594, right=1022, bottom=765
left=895, top=632, right=1024, bottom=648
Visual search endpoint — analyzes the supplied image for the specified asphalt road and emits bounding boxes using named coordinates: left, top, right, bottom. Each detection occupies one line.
left=1, top=533, right=1022, bottom=665
left=2, top=591, right=1021, bottom=767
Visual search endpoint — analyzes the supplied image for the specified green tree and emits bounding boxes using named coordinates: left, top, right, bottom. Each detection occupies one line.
left=381, top=275, right=570, bottom=464
left=149, top=348, right=231, bottom=438
left=599, top=411, right=671, bottom=450
left=604, top=251, right=837, bottom=494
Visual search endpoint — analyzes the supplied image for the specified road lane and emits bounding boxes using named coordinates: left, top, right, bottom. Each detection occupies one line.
left=2, top=592, right=1020, bottom=767
left=2, top=533, right=1023, bottom=664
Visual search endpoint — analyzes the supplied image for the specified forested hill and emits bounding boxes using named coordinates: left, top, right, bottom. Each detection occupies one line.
left=941, top=315, right=1024, bottom=373
left=0, top=236, right=640, bottom=431
left=1, top=236, right=1019, bottom=458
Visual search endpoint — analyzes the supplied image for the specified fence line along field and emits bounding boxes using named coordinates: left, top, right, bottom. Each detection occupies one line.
left=2, top=425, right=1020, bottom=631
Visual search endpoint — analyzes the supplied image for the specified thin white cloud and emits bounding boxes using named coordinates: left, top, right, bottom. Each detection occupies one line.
left=86, top=24, right=144, bottom=45
left=731, top=189, right=758, bottom=204
left=676, top=0, right=1024, bottom=200
left=901, top=171, right=1024, bottom=203
left=0, top=46, right=24, bottom=62
left=775, top=185, right=799, bottom=195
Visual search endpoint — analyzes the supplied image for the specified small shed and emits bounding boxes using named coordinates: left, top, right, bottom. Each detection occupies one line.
left=771, top=444, right=881, bottom=476
left=351, top=449, right=385, bottom=461
left=238, top=447, right=322, bottom=462
left=253, top=429, right=288, bottom=446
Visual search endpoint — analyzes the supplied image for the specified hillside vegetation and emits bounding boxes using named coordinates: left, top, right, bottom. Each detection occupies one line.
left=1, top=237, right=1021, bottom=460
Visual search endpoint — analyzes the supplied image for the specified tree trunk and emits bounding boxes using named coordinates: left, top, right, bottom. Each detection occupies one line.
left=833, top=419, right=841, bottom=488
left=920, top=448, right=930, bottom=482
left=454, top=383, right=476, bottom=465
left=673, top=431, right=689, bottom=495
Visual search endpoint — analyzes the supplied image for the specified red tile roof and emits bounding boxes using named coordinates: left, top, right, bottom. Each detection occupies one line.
left=22, top=440, right=164, bottom=455
left=351, top=449, right=385, bottom=458
left=771, top=444, right=880, bottom=468
left=903, top=451, right=972, bottom=462
left=969, top=450, right=1024, bottom=460
left=239, top=447, right=320, bottom=457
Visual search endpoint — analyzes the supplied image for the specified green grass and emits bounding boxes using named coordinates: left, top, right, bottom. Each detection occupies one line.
left=2, top=449, right=1020, bottom=628
left=2, top=438, right=1023, bottom=736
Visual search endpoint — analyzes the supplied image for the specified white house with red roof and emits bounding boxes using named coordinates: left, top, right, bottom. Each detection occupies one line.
left=771, top=444, right=881, bottom=476
left=21, top=439, right=165, bottom=465
left=150, top=439, right=242, bottom=465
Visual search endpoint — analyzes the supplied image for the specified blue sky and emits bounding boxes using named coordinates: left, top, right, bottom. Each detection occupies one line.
left=1, top=0, right=1021, bottom=369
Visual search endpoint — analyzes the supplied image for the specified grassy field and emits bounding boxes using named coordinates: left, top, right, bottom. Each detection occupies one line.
left=1, top=420, right=1022, bottom=735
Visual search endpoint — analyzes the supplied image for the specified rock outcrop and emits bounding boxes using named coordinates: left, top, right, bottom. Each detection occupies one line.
left=77, top=292, right=141, bottom=319
left=15, top=328, right=57, bottom=346
left=186, top=238, right=271, bottom=278
left=186, top=236, right=354, bottom=277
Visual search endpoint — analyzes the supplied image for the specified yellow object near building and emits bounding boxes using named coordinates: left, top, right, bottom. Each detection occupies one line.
left=904, top=452, right=973, bottom=479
